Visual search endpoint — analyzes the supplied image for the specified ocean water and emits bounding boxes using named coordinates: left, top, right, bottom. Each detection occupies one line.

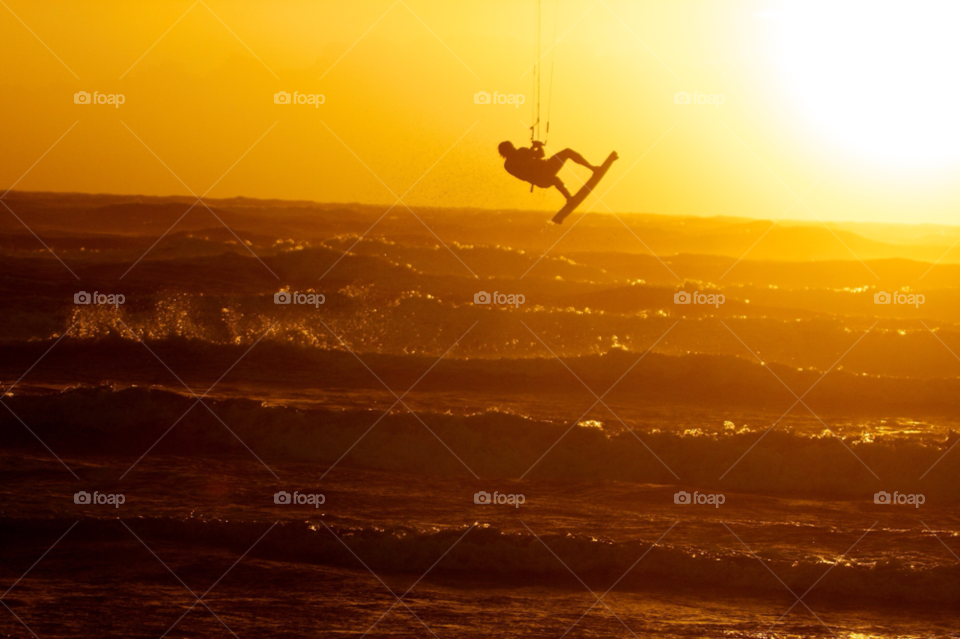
left=2, top=192, right=960, bottom=637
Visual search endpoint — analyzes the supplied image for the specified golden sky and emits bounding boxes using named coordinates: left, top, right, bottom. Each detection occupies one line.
left=3, top=0, right=960, bottom=224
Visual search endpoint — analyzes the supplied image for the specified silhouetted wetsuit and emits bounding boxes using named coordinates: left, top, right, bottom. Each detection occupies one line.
left=501, top=141, right=595, bottom=199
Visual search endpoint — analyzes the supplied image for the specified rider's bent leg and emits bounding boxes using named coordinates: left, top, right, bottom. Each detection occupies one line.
left=551, top=176, right=572, bottom=201
left=551, top=148, right=595, bottom=170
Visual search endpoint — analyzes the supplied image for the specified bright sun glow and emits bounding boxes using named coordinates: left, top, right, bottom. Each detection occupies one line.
left=777, top=0, right=960, bottom=165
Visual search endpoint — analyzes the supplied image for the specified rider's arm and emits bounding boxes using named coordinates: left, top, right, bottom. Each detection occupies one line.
left=531, top=141, right=545, bottom=158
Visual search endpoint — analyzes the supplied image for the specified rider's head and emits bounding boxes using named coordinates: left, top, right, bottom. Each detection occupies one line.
left=498, top=141, right=515, bottom=157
